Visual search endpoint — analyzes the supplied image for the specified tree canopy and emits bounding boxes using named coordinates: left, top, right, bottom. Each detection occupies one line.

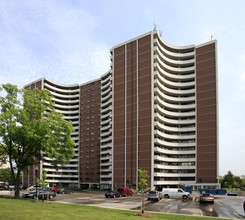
left=0, top=168, right=16, bottom=184
left=136, top=169, right=151, bottom=215
left=219, top=171, right=242, bottom=189
left=0, top=83, right=75, bottom=198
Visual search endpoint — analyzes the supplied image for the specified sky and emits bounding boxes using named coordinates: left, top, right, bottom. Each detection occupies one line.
left=0, top=0, right=244, bottom=176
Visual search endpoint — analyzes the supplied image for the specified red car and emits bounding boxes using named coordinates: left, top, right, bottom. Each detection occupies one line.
left=117, top=187, right=133, bottom=197
left=52, top=187, right=59, bottom=192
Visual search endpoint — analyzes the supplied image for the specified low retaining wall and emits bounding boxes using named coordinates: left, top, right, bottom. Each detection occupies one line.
left=238, top=191, right=245, bottom=196
left=0, top=191, right=10, bottom=195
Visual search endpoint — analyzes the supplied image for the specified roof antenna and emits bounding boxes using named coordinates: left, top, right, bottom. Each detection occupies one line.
left=153, top=21, right=157, bottom=31
left=211, top=35, right=213, bottom=41
left=159, top=29, right=162, bottom=37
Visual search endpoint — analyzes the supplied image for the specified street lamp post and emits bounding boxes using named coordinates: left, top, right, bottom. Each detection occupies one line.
left=35, top=166, right=38, bottom=201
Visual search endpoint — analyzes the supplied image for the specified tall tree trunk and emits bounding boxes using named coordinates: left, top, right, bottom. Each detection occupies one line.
left=14, top=171, right=20, bottom=199
left=141, top=193, right=145, bottom=214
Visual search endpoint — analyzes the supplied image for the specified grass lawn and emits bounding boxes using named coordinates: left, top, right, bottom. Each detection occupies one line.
left=0, top=196, right=227, bottom=220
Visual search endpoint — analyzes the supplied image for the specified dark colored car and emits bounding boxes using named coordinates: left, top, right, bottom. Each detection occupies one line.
left=56, top=188, right=72, bottom=194
left=22, top=189, right=56, bottom=200
left=199, top=193, right=214, bottom=203
left=35, top=190, right=56, bottom=200
left=22, top=190, right=41, bottom=198
left=105, top=191, right=121, bottom=198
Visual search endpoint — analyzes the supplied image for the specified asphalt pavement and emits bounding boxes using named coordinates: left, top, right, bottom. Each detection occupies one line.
left=4, top=190, right=245, bottom=219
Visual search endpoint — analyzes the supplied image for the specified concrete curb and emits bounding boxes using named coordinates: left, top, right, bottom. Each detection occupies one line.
left=0, top=191, right=10, bottom=195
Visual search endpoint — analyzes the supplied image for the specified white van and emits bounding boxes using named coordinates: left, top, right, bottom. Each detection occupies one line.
left=162, top=188, right=189, bottom=199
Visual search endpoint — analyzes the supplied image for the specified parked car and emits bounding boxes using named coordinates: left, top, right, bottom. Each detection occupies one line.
left=52, top=187, right=59, bottom=192
left=105, top=191, right=121, bottom=198
left=199, top=193, right=214, bottom=203
left=56, top=188, right=72, bottom=194
left=34, top=190, right=56, bottom=200
left=20, top=185, right=27, bottom=190
left=162, top=188, right=189, bottom=199
left=8, top=185, right=15, bottom=191
left=0, top=184, right=9, bottom=190
left=148, top=190, right=162, bottom=201
left=44, top=188, right=55, bottom=192
left=243, top=201, right=245, bottom=212
left=22, top=190, right=41, bottom=198
left=22, top=189, right=56, bottom=200
left=117, top=187, right=133, bottom=196
left=227, top=191, right=238, bottom=196
left=27, top=185, right=35, bottom=190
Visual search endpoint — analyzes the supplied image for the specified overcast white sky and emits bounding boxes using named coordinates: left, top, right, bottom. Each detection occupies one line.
left=0, top=0, right=244, bottom=176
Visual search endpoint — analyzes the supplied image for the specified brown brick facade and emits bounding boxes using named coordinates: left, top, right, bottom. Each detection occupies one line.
left=196, top=42, right=218, bottom=183
left=80, top=80, right=101, bottom=185
left=113, top=34, right=152, bottom=188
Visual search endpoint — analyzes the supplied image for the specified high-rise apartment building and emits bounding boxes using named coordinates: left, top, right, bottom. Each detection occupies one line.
left=23, top=31, right=219, bottom=190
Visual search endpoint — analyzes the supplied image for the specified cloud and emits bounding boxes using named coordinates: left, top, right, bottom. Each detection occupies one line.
left=0, top=0, right=110, bottom=88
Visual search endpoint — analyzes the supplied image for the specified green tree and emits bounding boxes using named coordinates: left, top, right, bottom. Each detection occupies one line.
left=135, top=169, right=151, bottom=215
left=221, top=171, right=242, bottom=189
left=0, top=83, right=75, bottom=198
left=36, top=170, right=48, bottom=190
left=0, top=168, right=14, bottom=183
left=36, top=170, right=49, bottom=202
left=218, top=176, right=223, bottom=184
left=221, top=171, right=234, bottom=188
left=241, top=175, right=245, bottom=187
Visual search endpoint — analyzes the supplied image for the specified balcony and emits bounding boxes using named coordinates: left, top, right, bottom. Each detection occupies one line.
left=154, top=129, right=196, bottom=140
left=154, top=57, right=195, bottom=75
left=153, top=39, right=195, bottom=59
left=155, top=104, right=195, bottom=118
left=100, top=180, right=112, bottom=184
left=154, top=147, right=196, bottom=155
left=101, top=106, right=112, bottom=114
left=154, top=155, right=195, bottom=162
left=63, top=115, right=79, bottom=120
left=101, top=130, right=112, bottom=137
left=154, top=96, right=195, bottom=111
left=46, top=174, right=79, bottom=178
left=154, top=121, right=195, bottom=133
left=154, top=71, right=195, bottom=88
left=154, top=172, right=195, bottom=178
left=155, top=138, right=195, bottom=148
left=101, top=136, right=112, bottom=143
left=52, top=97, right=79, bottom=104
left=101, top=117, right=112, bottom=125
left=44, top=82, right=80, bottom=93
left=101, top=111, right=112, bottom=120
left=154, top=164, right=196, bottom=170
left=101, top=142, right=112, bottom=149
left=154, top=180, right=195, bottom=185
left=154, top=112, right=196, bottom=125
left=154, top=46, right=195, bottom=65
left=154, top=88, right=195, bottom=103
left=49, top=90, right=80, bottom=99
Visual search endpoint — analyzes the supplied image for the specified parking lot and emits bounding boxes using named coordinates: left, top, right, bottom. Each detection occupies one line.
left=16, top=191, right=245, bottom=219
